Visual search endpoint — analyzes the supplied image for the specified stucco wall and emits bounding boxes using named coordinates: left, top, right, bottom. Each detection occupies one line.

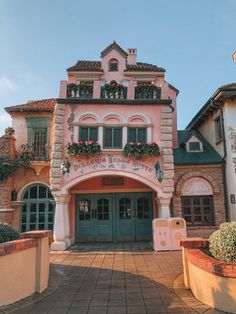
left=198, top=99, right=236, bottom=221
left=0, top=231, right=52, bottom=306
left=0, top=247, right=36, bottom=305
left=223, top=100, right=236, bottom=221
left=11, top=112, right=54, bottom=152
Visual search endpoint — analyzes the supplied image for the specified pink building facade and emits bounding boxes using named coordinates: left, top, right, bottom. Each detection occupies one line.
left=1, top=42, right=226, bottom=250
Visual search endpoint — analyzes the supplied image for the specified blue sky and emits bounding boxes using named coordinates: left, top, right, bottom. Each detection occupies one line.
left=0, top=0, right=235, bottom=134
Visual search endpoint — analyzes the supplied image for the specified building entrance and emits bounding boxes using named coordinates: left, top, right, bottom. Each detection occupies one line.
left=75, top=192, right=153, bottom=242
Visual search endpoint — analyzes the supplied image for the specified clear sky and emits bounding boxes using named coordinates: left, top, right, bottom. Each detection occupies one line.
left=0, top=0, right=235, bottom=134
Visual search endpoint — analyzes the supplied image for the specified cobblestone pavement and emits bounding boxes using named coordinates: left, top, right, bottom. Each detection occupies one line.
left=0, top=242, right=226, bottom=314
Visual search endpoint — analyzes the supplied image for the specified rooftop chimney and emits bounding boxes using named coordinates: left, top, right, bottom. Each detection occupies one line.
left=127, top=48, right=137, bottom=65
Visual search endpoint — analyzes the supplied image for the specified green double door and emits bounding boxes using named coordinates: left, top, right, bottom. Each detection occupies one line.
left=75, top=192, right=153, bottom=242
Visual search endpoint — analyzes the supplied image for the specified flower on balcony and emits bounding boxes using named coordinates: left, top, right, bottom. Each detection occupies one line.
left=4, top=127, right=15, bottom=136
left=67, top=83, right=93, bottom=98
left=135, top=83, right=161, bottom=99
left=101, top=82, right=127, bottom=99
left=66, top=140, right=101, bottom=157
left=123, top=142, right=160, bottom=160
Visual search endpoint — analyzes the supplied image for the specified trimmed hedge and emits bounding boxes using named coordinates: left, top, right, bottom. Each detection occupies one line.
left=0, top=223, right=20, bottom=244
left=209, top=222, right=236, bottom=262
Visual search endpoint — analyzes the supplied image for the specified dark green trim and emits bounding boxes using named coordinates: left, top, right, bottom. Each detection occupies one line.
left=103, top=127, right=123, bottom=149
left=26, top=116, right=51, bottom=127
left=56, top=97, right=173, bottom=108
left=174, top=130, right=223, bottom=165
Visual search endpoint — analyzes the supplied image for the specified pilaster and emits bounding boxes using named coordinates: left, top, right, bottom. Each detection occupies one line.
left=157, top=195, right=172, bottom=218
left=160, top=106, right=174, bottom=194
left=50, top=103, right=65, bottom=191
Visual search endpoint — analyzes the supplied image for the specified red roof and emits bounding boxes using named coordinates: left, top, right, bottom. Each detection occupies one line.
left=5, top=98, right=56, bottom=113
left=67, top=61, right=165, bottom=72
left=67, top=60, right=102, bottom=72
left=125, top=62, right=165, bottom=72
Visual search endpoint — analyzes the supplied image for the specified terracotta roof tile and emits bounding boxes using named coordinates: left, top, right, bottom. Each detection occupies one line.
left=67, top=60, right=102, bottom=72
left=5, top=98, right=56, bottom=113
left=67, top=60, right=165, bottom=73
left=125, top=62, right=165, bottom=72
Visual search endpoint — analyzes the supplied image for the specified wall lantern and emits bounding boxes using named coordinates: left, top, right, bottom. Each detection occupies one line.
left=155, top=161, right=163, bottom=183
left=11, top=188, right=17, bottom=201
left=61, top=158, right=71, bottom=176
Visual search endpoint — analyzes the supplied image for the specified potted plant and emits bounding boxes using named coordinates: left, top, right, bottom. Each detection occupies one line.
left=66, top=140, right=101, bottom=157
left=123, top=142, right=160, bottom=160
left=4, top=127, right=15, bottom=136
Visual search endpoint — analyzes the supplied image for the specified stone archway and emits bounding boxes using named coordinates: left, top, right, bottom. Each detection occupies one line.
left=175, top=170, right=220, bottom=196
left=51, top=170, right=172, bottom=250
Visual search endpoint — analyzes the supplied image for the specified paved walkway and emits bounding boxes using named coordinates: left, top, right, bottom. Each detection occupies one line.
left=0, top=242, right=225, bottom=314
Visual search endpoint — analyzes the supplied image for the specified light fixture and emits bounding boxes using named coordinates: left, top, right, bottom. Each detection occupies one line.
left=155, top=161, right=163, bottom=183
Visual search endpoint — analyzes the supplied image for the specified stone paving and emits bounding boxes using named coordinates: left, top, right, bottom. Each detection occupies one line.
left=0, top=242, right=226, bottom=314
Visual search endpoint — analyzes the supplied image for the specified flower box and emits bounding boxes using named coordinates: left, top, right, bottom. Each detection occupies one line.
left=123, top=142, right=160, bottom=160
left=66, top=141, right=101, bottom=157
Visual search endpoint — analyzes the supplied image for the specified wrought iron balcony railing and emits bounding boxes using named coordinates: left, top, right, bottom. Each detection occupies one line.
left=20, top=144, right=50, bottom=162
left=135, top=85, right=161, bottom=100
left=101, top=83, right=127, bottom=99
left=67, top=83, right=93, bottom=99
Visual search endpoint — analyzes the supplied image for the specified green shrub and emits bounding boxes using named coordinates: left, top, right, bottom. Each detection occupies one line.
left=0, top=223, right=20, bottom=244
left=209, top=222, right=236, bottom=262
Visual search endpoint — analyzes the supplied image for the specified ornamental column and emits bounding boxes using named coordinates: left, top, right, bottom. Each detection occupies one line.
left=158, top=195, right=171, bottom=219
left=51, top=194, right=70, bottom=251
left=64, top=195, right=71, bottom=247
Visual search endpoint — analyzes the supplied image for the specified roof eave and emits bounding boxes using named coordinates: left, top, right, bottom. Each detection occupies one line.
left=186, top=85, right=236, bottom=130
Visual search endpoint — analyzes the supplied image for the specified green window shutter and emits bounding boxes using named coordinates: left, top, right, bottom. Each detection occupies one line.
left=114, top=128, right=122, bottom=148
left=104, top=128, right=122, bottom=148
left=26, top=117, right=51, bottom=161
left=104, top=128, right=112, bottom=147
left=89, top=127, right=98, bottom=141
left=80, top=127, right=89, bottom=141
left=138, top=128, right=147, bottom=143
left=128, top=128, right=136, bottom=142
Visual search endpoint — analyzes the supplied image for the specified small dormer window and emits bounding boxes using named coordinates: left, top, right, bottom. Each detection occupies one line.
left=185, top=135, right=203, bottom=152
left=109, top=59, right=118, bottom=71
left=189, top=142, right=201, bottom=151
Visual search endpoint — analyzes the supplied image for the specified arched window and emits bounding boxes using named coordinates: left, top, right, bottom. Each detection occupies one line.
left=109, top=59, right=118, bottom=72
left=181, top=178, right=214, bottom=226
left=21, top=184, right=54, bottom=232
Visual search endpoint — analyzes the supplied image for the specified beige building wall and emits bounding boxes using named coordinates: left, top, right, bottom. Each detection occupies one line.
left=198, top=99, right=236, bottom=221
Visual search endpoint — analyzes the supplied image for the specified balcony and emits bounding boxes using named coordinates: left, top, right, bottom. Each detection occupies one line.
left=101, top=83, right=127, bottom=99
left=21, top=143, right=50, bottom=162
left=135, top=84, right=161, bottom=100
left=19, top=144, right=50, bottom=176
left=67, top=83, right=93, bottom=99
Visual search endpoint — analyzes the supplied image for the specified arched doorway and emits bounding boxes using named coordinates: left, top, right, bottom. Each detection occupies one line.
left=68, top=175, right=157, bottom=242
left=21, top=184, right=55, bottom=232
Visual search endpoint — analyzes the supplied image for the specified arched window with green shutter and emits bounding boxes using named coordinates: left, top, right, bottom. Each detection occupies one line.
left=21, top=184, right=55, bottom=232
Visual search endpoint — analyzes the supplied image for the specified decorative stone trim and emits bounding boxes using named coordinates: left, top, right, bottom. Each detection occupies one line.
left=175, top=170, right=220, bottom=196
left=67, top=104, right=77, bottom=134
left=50, top=103, right=65, bottom=191
left=160, top=106, right=174, bottom=194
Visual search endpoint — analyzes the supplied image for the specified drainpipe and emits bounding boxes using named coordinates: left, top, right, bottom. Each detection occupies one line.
left=210, top=98, right=229, bottom=221
left=219, top=104, right=230, bottom=221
